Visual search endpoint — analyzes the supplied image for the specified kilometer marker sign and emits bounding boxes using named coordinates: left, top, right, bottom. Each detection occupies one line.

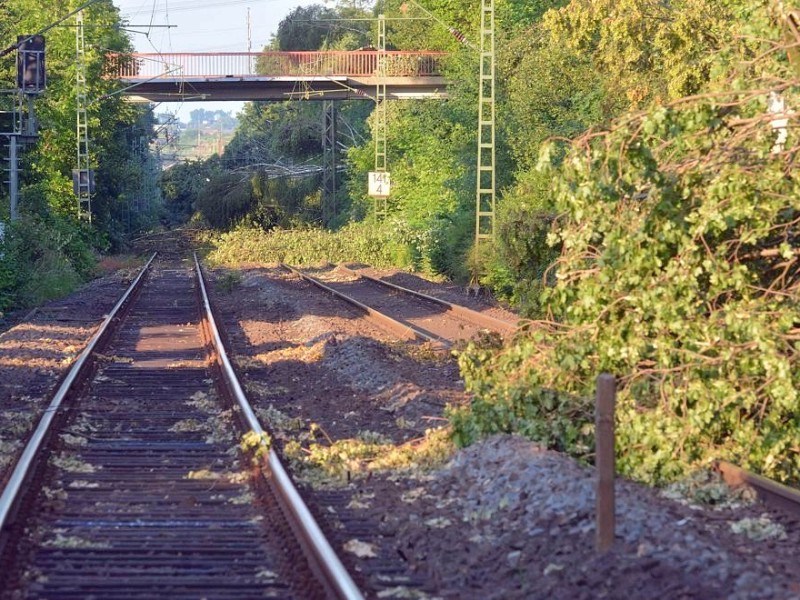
left=368, top=171, right=391, bottom=198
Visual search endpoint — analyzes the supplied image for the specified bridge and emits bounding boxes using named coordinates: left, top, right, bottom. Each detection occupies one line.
left=107, top=51, right=448, bottom=102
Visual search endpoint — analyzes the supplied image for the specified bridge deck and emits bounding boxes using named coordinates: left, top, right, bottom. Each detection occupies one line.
left=109, top=52, right=448, bottom=102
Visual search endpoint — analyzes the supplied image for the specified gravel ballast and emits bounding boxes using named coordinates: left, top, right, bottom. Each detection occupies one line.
left=208, top=264, right=800, bottom=600
left=0, top=272, right=134, bottom=486
left=1, top=260, right=798, bottom=599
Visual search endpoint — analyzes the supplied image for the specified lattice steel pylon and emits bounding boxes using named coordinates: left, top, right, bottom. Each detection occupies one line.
left=374, top=13, right=388, bottom=218
left=322, top=99, right=337, bottom=226
left=75, top=11, right=91, bottom=222
left=475, top=0, right=495, bottom=246
left=6, top=92, right=25, bottom=221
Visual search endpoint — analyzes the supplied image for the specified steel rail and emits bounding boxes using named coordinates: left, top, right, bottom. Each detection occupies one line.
left=0, top=252, right=156, bottom=533
left=716, top=461, right=800, bottom=516
left=194, top=254, right=364, bottom=600
left=281, top=263, right=444, bottom=346
left=338, top=265, right=517, bottom=335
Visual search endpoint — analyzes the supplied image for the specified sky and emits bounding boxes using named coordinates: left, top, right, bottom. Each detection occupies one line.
left=112, top=0, right=319, bottom=121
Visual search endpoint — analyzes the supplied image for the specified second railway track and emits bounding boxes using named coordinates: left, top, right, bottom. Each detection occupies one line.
left=0, top=255, right=362, bottom=599
left=283, top=264, right=516, bottom=346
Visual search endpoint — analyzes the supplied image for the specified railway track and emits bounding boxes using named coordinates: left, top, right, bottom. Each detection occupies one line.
left=0, top=255, right=362, bottom=599
left=283, top=264, right=516, bottom=346
left=717, top=461, right=800, bottom=516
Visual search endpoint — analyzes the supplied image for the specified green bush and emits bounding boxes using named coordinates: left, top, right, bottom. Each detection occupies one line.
left=0, top=214, right=97, bottom=311
left=203, top=219, right=420, bottom=270
left=0, top=236, right=18, bottom=314
left=452, top=15, right=800, bottom=485
left=485, top=169, right=560, bottom=313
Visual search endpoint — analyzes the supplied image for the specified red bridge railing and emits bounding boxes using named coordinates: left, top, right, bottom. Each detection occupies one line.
left=106, top=51, right=446, bottom=79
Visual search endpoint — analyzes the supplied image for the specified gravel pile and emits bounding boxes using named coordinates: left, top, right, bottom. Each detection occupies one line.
left=343, top=435, right=799, bottom=599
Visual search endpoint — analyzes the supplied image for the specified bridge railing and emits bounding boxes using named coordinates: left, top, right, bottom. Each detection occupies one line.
left=106, top=51, right=446, bottom=80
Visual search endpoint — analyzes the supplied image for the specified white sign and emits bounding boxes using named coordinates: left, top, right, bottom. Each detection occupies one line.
left=768, top=91, right=792, bottom=154
left=368, top=171, right=391, bottom=198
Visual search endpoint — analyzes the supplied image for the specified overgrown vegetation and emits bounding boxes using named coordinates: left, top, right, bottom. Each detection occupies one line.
left=160, top=3, right=374, bottom=231
left=452, top=1, right=800, bottom=484
left=164, top=0, right=800, bottom=486
left=0, top=214, right=94, bottom=311
left=0, top=1, right=161, bottom=314
left=204, top=219, right=426, bottom=269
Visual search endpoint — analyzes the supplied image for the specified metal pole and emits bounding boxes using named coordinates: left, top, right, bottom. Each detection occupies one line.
left=595, top=373, right=616, bottom=553
left=26, top=96, right=36, bottom=136
left=9, top=135, right=18, bottom=221
left=475, top=0, right=496, bottom=247
left=75, top=10, right=92, bottom=222
left=374, top=14, right=388, bottom=218
left=247, top=8, right=252, bottom=74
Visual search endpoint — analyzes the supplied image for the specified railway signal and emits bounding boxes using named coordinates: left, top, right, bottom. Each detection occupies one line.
left=16, top=35, right=46, bottom=94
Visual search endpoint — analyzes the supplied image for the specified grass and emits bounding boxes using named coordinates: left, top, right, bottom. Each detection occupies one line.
left=94, top=254, right=143, bottom=275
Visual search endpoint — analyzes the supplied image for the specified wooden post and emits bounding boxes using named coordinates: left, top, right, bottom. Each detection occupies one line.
left=595, top=373, right=616, bottom=553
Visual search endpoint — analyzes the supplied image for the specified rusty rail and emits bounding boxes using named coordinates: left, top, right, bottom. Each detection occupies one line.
left=0, top=255, right=364, bottom=598
left=338, top=265, right=517, bottom=335
left=106, top=51, right=446, bottom=79
left=282, top=264, right=443, bottom=345
left=716, top=461, right=800, bottom=516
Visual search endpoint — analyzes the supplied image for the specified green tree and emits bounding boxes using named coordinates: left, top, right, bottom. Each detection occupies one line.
left=0, top=0, right=161, bottom=310
left=453, top=1, right=800, bottom=485
left=272, top=4, right=371, bottom=51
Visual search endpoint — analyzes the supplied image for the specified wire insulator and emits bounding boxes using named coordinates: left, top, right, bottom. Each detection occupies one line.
left=448, top=26, right=467, bottom=44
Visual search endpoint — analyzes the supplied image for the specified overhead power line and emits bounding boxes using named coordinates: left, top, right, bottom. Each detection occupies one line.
left=120, top=0, right=285, bottom=17
left=0, top=0, right=104, bottom=58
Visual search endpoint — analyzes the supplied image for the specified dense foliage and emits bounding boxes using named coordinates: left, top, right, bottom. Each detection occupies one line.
left=162, top=2, right=374, bottom=231
left=453, top=1, right=800, bottom=484
left=205, top=218, right=423, bottom=269
left=0, top=0, right=161, bottom=313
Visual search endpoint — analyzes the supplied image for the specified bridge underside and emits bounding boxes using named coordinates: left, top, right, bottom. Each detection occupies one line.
left=122, top=76, right=447, bottom=102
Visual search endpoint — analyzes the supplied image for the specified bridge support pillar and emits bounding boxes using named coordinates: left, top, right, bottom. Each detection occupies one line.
left=322, top=100, right=337, bottom=227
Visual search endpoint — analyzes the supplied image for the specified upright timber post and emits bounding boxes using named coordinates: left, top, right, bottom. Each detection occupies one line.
left=322, top=100, right=337, bottom=227
left=374, top=13, right=388, bottom=218
left=475, top=0, right=496, bottom=246
left=595, top=373, right=617, bottom=553
left=75, top=11, right=92, bottom=222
